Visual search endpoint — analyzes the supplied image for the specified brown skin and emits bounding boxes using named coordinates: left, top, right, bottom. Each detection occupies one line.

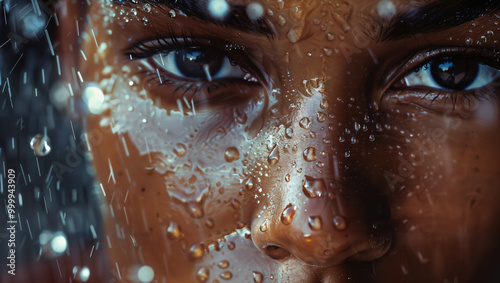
left=58, top=0, right=500, bottom=282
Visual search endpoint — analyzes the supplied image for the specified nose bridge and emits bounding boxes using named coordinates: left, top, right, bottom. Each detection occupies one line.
left=251, top=73, right=390, bottom=266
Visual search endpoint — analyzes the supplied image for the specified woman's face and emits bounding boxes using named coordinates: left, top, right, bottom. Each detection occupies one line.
left=62, top=0, right=500, bottom=282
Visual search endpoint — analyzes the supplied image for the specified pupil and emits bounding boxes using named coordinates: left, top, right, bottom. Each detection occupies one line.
left=430, top=57, right=479, bottom=90
left=175, top=47, right=224, bottom=80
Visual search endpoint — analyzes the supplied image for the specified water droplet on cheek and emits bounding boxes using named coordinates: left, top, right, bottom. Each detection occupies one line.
left=166, top=222, right=182, bottom=239
left=220, top=271, right=233, bottom=280
left=299, top=117, right=311, bottom=129
left=252, top=271, right=264, bottom=283
left=217, top=260, right=229, bottom=269
left=187, top=243, right=205, bottom=261
left=302, top=176, right=326, bottom=198
left=196, top=267, right=210, bottom=282
left=224, top=147, right=240, bottom=162
left=268, top=144, right=280, bottom=165
left=30, top=134, right=51, bottom=157
left=333, top=215, right=347, bottom=230
left=308, top=216, right=322, bottom=231
left=173, top=143, right=187, bottom=157
left=281, top=204, right=297, bottom=225
left=303, top=147, right=317, bottom=161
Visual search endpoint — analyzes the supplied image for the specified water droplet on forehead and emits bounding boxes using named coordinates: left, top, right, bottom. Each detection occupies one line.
left=30, top=134, right=51, bottom=157
left=281, top=204, right=297, bottom=225
left=303, top=176, right=326, bottom=198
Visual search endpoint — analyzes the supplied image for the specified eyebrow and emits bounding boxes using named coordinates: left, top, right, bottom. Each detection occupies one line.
left=378, top=0, right=500, bottom=42
left=114, top=0, right=275, bottom=38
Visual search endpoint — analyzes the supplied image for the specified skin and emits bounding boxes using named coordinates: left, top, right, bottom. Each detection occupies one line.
left=57, top=0, right=500, bottom=282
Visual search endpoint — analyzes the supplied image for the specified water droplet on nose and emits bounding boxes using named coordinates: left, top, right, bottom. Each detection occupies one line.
left=217, top=260, right=229, bottom=269
left=308, top=216, right=322, bottom=231
left=285, top=174, right=290, bottom=182
left=299, top=117, right=311, bottom=129
left=281, top=204, right=297, bottom=225
left=187, top=202, right=205, bottom=218
left=303, top=147, right=317, bottom=161
left=260, top=219, right=269, bottom=232
left=187, top=243, right=205, bottom=261
left=173, top=143, right=187, bottom=157
left=252, top=271, right=264, bottom=283
left=197, top=267, right=210, bottom=282
left=285, top=127, right=294, bottom=138
left=302, top=176, right=326, bottom=198
left=333, top=216, right=347, bottom=230
left=268, top=144, right=280, bottom=165
left=167, top=222, right=182, bottom=239
left=220, top=271, right=232, bottom=280
left=224, top=147, right=240, bottom=162
left=317, top=112, right=326, bottom=122
left=30, top=134, right=51, bottom=157
left=227, top=241, right=236, bottom=250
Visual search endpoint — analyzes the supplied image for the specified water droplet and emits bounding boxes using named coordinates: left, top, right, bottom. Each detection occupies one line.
left=303, top=147, right=317, bottom=161
left=333, top=215, right=347, bottom=230
left=187, top=202, right=205, bottom=218
left=327, top=33, right=335, bottom=40
left=168, top=9, right=176, bottom=18
left=268, top=144, right=280, bottom=165
left=231, top=199, right=240, bottom=210
left=344, top=151, right=351, bottom=158
left=299, top=117, right=311, bottom=129
left=466, top=38, right=473, bottom=45
left=30, top=134, right=51, bottom=157
left=308, top=216, right=322, bottom=231
left=130, top=8, right=137, bottom=15
left=245, top=177, right=254, bottom=190
left=302, top=176, right=326, bottom=198
left=227, top=241, right=235, bottom=250
left=287, top=27, right=302, bottom=43
left=260, top=219, right=269, bottom=232
left=187, top=243, right=205, bottom=261
left=369, top=135, right=376, bottom=142
left=285, top=127, right=293, bottom=138
left=224, top=147, right=240, bottom=162
left=137, top=265, right=154, bottom=283
left=173, top=143, right=187, bottom=157
left=167, top=222, right=182, bottom=239
left=205, top=218, right=214, bottom=229
left=217, top=260, right=229, bottom=269
left=316, top=112, right=327, bottom=122
left=252, top=271, right=264, bottom=283
left=142, top=3, right=151, bottom=12
left=285, top=174, right=290, bottom=182
left=197, top=267, right=210, bottom=282
left=220, top=271, right=232, bottom=280
left=277, top=15, right=287, bottom=26
left=281, top=204, right=297, bottom=225
left=234, top=108, right=247, bottom=124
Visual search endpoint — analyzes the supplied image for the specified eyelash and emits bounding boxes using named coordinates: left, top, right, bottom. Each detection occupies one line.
left=385, top=48, right=500, bottom=112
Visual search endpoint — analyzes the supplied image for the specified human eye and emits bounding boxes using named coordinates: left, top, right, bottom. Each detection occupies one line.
left=396, top=56, right=500, bottom=91
left=383, top=48, right=500, bottom=115
left=125, top=36, right=264, bottom=111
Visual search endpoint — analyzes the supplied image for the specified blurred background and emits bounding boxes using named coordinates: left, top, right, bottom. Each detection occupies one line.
left=0, top=0, right=110, bottom=281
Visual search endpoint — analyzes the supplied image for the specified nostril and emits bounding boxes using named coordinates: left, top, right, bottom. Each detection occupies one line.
left=265, top=245, right=291, bottom=260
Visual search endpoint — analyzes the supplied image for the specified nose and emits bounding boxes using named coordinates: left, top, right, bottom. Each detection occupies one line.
left=250, top=76, right=392, bottom=267
left=251, top=176, right=391, bottom=266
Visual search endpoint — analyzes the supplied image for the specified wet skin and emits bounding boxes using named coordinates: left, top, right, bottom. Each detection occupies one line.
left=59, top=0, right=500, bottom=282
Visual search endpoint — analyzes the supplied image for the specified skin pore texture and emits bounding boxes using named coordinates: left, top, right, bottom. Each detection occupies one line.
left=58, top=0, right=500, bottom=282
